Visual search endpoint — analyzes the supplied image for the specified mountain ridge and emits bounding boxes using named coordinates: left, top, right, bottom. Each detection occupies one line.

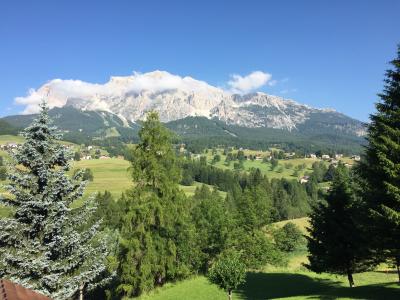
left=14, top=71, right=365, bottom=136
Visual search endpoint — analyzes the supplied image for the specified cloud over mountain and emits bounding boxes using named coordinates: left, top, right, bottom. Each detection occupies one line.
left=227, top=71, right=272, bottom=94
left=15, top=70, right=274, bottom=114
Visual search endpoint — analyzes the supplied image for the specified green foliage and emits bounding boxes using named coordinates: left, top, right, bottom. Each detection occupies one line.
left=212, top=154, right=221, bottom=164
left=284, top=162, right=293, bottom=169
left=92, top=191, right=126, bottom=230
left=130, top=112, right=181, bottom=197
left=0, top=120, right=19, bottom=135
left=0, top=166, right=6, bottom=181
left=207, top=250, right=246, bottom=298
left=233, top=161, right=244, bottom=170
left=0, top=102, right=112, bottom=299
left=311, top=161, right=328, bottom=183
left=74, top=168, right=94, bottom=181
left=117, top=112, right=195, bottom=297
left=74, top=151, right=81, bottom=161
left=306, top=164, right=376, bottom=287
left=235, top=185, right=272, bottom=231
left=181, top=169, right=194, bottom=186
left=191, top=185, right=233, bottom=271
left=357, top=46, right=400, bottom=280
left=181, top=159, right=313, bottom=221
left=274, top=222, right=304, bottom=252
left=237, top=150, right=245, bottom=161
left=231, top=229, right=284, bottom=269
left=270, top=158, right=278, bottom=170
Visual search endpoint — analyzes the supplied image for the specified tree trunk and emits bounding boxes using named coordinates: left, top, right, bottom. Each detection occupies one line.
left=347, top=270, right=355, bottom=288
left=396, top=256, right=400, bottom=284
left=79, top=283, right=84, bottom=300
left=228, top=289, right=232, bottom=300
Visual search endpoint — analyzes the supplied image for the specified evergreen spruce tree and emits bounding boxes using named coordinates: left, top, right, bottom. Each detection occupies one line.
left=0, top=102, right=111, bottom=299
left=117, top=111, right=196, bottom=297
left=357, top=46, right=400, bottom=282
left=306, top=164, right=375, bottom=287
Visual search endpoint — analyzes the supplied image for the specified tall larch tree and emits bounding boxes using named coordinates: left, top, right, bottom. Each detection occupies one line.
left=117, top=111, right=196, bottom=297
left=357, top=45, right=400, bottom=281
left=0, top=102, right=112, bottom=299
left=306, top=164, right=375, bottom=287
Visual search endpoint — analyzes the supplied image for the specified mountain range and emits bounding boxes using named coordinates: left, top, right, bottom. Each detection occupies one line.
left=1, top=71, right=366, bottom=153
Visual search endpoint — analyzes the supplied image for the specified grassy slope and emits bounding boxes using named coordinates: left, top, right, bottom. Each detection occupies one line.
left=0, top=135, right=77, bottom=148
left=205, top=150, right=321, bottom=180
left=1, top=156, right=225, bottom=215
left=73, top=158, right=225, bottom=199
left=134, top=268, right=399, bottom=300
left=72, top=158, right=132, bottom=198
left=0, top=135, right=25, bottom=144
left=204, top=149, right=358, bottom=180
left=273, top=217, right=310, bottom=234
left=136, top=217, right=399, bottom=300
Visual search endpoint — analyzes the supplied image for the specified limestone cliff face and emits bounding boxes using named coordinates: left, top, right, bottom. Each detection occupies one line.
left=19, top=70, right=365, bottom=136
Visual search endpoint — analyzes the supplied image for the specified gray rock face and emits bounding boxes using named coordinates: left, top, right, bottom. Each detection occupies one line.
left=19, top=71, right=365, bottom=136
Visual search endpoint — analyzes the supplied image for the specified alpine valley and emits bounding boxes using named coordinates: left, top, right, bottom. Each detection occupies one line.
left=1, top=71, right=366, bottom=153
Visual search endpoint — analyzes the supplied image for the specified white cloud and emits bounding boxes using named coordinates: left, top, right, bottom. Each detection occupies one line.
left=14, top=70, right=223, bottom=114
left=227, top=71, right=272, bottom=94
left=15, top=70, right=278, bottom=114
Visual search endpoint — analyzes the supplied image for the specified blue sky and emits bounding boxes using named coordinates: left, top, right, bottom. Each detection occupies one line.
left=1, top=0, right=399, bottom=121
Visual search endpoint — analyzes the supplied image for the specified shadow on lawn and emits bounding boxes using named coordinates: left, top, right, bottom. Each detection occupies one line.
left=235, top=272, right=400, bottom=300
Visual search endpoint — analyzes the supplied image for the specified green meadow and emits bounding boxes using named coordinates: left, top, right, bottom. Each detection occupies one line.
left=203, top=149, right=330, bottom=180
left=72, top=158, right=132, bottom=198
left=135, top=217, right=400, bottom=300
left=134, top=270, right=399, bottom=300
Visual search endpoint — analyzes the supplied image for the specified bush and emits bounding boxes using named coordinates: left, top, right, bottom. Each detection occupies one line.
left=208, top=250, right=246, bottom=300
left=181, top=170, right=194, bottom=186
left=74, top=152, right=81, bottom=161
left=74, top=168, right=94, bottom=182
left=0, top=166, right=7, bottom=181
left=273, top=222, right=303, bottom=252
